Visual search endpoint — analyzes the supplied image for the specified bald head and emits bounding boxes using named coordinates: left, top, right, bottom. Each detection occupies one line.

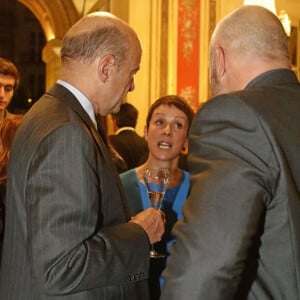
left=211, top=5, right=289, bottom=60
left=209, top=5, right=291, bottom=96
left=59, top=12, right=142, bottom=116
left=61, top=12, right=141, bottom=67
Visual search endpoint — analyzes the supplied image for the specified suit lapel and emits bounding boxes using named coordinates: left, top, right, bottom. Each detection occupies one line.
left=47, top=84, right=131, bottom=220
left=47, top=84, right=104, bottom=150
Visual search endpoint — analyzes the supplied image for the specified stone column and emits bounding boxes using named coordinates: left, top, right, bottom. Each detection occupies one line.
left=42, top=38, right=62, bottom=90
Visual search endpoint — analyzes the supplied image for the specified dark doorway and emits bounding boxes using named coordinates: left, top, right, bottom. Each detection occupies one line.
left=0, top=0, right=46, bottom=114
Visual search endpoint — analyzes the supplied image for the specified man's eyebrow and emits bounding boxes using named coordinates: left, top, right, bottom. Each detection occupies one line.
left=0, top=83, right=14, bottom=88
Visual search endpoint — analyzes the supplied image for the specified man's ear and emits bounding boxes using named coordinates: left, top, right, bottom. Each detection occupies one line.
left=98, top=54, right=116, bottom=83
left=216, top=45, right=226, bottom=77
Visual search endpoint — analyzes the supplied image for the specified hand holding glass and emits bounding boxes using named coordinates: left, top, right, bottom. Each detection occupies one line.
left=143, top=168, right=170, bottom=258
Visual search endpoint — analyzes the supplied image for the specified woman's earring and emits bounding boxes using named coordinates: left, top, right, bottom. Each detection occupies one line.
left=181, top=145, right=188, bottom=155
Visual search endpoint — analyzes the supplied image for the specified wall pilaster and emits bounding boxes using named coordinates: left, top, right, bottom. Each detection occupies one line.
left=42, top=39, right=62, bottom=90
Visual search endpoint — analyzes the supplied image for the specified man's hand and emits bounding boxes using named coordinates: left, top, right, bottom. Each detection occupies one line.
left=130, top=208, right=166, bottom=244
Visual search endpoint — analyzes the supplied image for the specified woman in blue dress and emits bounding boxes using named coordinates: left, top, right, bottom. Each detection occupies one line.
left=120, top=95, right=194, bottom=300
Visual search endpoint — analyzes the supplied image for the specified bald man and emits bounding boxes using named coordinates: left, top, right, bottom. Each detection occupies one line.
left=161, top=5, right=300, bottom=300
left=0, top=12, right=165, bottom=300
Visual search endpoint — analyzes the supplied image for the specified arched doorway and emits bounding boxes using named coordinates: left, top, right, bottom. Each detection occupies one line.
left=0, top=0, right=99, bottom=113
left=19, top=0, right=110, bottom=92
left=0, top=0, right=46, bottom=113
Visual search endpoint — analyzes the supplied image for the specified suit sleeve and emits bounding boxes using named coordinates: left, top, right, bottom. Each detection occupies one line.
left=26, top=122, right=149, bottom=295
left=161, top=95, right=278, bottom=299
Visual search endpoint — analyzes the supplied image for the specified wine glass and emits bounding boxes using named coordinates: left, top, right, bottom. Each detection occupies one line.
left=143, top=167, right=170, bottom=258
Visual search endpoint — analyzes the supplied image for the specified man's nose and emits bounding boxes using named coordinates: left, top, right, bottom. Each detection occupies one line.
left=0, top=86, right=5, bottom=97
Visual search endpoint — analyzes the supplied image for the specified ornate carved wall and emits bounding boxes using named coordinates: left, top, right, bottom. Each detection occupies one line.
left=177, top=0, right=200, bottom=112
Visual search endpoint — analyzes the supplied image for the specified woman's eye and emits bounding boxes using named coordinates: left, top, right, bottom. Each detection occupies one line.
left=175, top=122, right=183, bottom=129
left=155, top=119, right=164, bottom=126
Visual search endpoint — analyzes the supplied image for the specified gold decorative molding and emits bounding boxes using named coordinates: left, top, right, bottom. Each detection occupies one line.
left=18, top=0, right=79, bottom=41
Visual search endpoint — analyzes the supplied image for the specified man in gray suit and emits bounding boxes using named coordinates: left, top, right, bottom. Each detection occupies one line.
left=0, top=12, right=165, bottom=299
left=161, top=5, right=300, bottom=300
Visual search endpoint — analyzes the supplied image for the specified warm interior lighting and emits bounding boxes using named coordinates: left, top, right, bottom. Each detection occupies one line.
left=243, top=0, right=291, bottom=36
left=244, top=0, right=276, bottom=15
left=278, top=10, right=291, bottom=37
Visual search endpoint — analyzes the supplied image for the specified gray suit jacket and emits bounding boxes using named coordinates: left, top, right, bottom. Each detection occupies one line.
left=0, top=84, right=150, bottom=299
left=161, top=69, right=300, bottom=299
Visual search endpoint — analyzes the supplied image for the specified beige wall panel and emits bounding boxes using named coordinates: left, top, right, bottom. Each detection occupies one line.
left=125, top=0, right=161, bottom=135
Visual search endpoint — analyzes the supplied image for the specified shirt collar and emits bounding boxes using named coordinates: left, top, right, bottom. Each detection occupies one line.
left=115, top=127, right=136, bottom=135
left=57, top=80, right=97, bottom=126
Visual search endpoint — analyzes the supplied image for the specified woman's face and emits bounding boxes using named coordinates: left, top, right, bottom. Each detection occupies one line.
left=144, top=104, right=189, bottom=163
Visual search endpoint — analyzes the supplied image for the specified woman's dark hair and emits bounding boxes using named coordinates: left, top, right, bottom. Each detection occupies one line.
left=146, top=95, right=195, bottom=131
